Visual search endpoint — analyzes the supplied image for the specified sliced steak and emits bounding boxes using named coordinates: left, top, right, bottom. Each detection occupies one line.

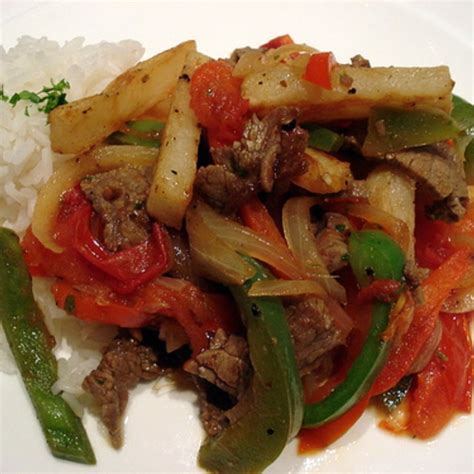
left=286, top=296, right=347, bottom=377
left=194, top=164, right=256, bottom=213
left=82, top=333, right=162, bottom=448
left=185, top=329, right=251, bottom=437
left=374, top=143, right=468, bottom=222
left=195, top=107, right=308, bottom=212
left=184, top=328, right=250, bottom=400
left=80, top=165, right=152, bottom=251
left=315, top=213, right=352, bottom=273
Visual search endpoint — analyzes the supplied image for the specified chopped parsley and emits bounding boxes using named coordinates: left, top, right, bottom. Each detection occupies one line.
left=335, top=223, right=346, bottom=233
left=1, top=78, right=70, bottom=115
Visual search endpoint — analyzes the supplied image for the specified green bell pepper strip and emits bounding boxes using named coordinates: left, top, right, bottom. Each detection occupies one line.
left=303, top=230, right=405, bottom=428
left=452, top=95, right=474, bottom=184
left=305, top=124, right=344, bottom=152
left=362, top=106, right=461, bottom=157
left=0, top=228, right=96, bottom=464
left=198, top=257, right=303, bottom=473
left=127, top=119, right=165, bottom=133
left=108, top=119, right=164, bottom=148
left=452, top=95, right=474, bottom=133
left=464, top=139, right=474, bottom=185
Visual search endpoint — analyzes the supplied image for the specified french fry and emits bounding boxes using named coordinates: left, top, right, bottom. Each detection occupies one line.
left=241, top=63, right=453, bottom=122
left=50, top=40, right=196, bottom=155
left=292, top=148, right=352, bottom=194
left=146, top=51, right=210, bottom=229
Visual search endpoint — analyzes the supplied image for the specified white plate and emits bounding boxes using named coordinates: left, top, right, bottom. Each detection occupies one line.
left=1, top=1, right=473, bottom=473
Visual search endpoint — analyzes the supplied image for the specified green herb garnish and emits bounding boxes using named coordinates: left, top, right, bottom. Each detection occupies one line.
left=1, top=79, right=70, bottom=115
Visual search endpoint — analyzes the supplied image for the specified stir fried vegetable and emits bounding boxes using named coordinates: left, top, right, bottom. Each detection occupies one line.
left=0, top=228, right=95, bottom=464
left=199, top=257, right=303, bottom=473
left=4, top=33, right=473, bottom=471
left=362, top=106, right=461, bottom=156
left=303, top=230, right=405, bottom=427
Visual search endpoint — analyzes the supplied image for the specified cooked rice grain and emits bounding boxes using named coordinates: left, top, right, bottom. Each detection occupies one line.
left=0, top=37, right=142, bottom=410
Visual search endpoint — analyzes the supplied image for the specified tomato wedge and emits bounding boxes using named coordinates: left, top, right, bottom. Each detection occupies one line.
left=408, top=313, right=472, bottom=439
left=190, top=60, right=249, bottom=147
left=373, top=248, right=472, bottom=395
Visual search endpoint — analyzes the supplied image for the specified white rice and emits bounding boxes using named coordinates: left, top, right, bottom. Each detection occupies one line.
left=0, top=36, right=145, bottom=411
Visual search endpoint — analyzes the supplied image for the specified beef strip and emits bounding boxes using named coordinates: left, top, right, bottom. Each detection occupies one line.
left=195, top=107, right=308, bottom=212
left=184, top=328, right=250, bottom=400
left=184, top=329, right=251, bottom=437
left=194, top=164, right=257, bottom=213
left=379, top=144, right=468, bottom=221
left=80, top=165, right=152, bottom=251
left=315, top=213, right=352, bottom=273
left=196, top=384, right=231, bottom=436
left=286, top=296, right=346, bottom=377
left=82, top=333, right=162, bottom=448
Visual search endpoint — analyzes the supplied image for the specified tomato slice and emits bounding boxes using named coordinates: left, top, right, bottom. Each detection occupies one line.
left=408, top=313, right=472, bottom=439
left=373, top=248, right=472, bottom=395
left=190, top=60, right=249, bottom=147
left=52, top=281, right=152, bottom=328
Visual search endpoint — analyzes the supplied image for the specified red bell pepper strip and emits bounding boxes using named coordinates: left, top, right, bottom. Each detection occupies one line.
left=52, top=278, right=240, bottom=355
left=239, top=197, right=287, bottom=247
left=303, top=52, right=337, bottom=90
left=239, top=197, right=305, bottom=279
left=260, top=34, right=294, bottom=49
left=356, top=279, right=402, bottom=304
left=52, top=281, right=153, bottom=328
left=72, top=205, right=171, bottom=286
left=408, top=313, right=472, bottom=439
left=372, top=248, right=472, bottom=395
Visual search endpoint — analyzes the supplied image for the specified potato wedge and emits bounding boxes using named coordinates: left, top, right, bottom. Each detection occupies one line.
left=292, top=148, right=352, bottom=194
left=242, top=63, right=453, bottom=122
left=366, top=164, right=416, bottom=259
left=50, top=40, right=196, bottom=155
left=146, top=51, right=210, bottom=229
left=33, top=146, right=158, bottom=253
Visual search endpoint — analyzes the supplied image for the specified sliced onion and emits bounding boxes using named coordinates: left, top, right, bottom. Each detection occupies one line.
left=197, top=200, right=306, bottom=280
left=409, top=319, right=442, bottom=374
left=382, top=291, right=415, bottom=348
left=282, top=197, right=346, bottom=302
left=346, top=203, right=410, bottom=253
left=186, top=204, right=255, bottom=285
left=32, top=145, right=158, bottom=253
left=379, top=398, right=410, bottom=434
left=248, top=279, right=327, bottom=298
left=152, top=276, right=192, bottom=291
left=442, top=286, right=474, bottom=313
